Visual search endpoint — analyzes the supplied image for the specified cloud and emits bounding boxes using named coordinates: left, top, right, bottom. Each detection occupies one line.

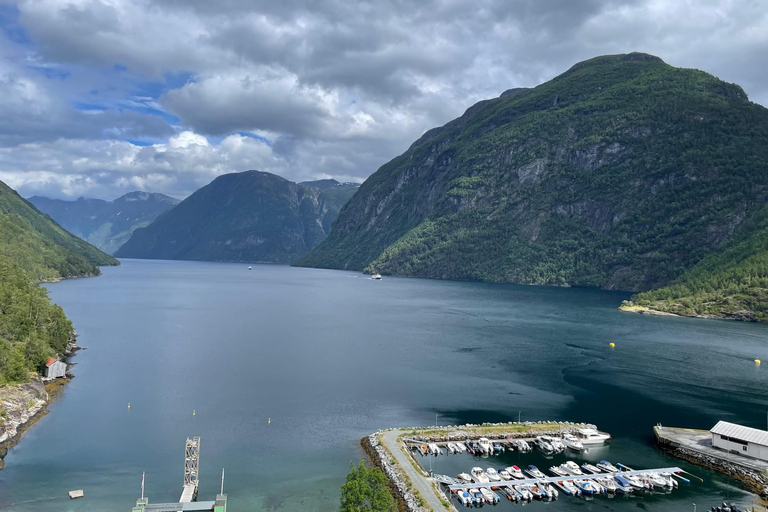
left=0, top=0, right=765, bottom=200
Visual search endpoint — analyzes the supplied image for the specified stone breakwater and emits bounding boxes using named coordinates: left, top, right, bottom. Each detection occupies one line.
left=363, top=433, right=430, bottom=512
left=400, top=421, right=595, bottom=442
left=654, top=427, right=768, bottom=497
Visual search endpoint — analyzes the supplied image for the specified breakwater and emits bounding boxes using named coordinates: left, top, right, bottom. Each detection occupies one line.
left=654, top=425, right=768, bottom=497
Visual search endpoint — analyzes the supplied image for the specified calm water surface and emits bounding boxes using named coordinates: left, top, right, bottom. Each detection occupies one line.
left=1, top=259, right=767, bottom=512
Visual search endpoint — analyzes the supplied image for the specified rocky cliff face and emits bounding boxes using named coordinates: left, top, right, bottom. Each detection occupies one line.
left=297, top=53, right=768, bottom=292
left=116, top=171, right=358, bottom=264
left=0, top=378, right=48, bottom=465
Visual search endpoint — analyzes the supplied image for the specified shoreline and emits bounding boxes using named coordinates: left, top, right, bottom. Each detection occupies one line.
left=0, top=339, right=79, bottom=470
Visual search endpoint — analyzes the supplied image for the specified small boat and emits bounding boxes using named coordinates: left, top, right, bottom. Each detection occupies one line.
left=581, top=463, right=602, bottom=474
left=446, top=443, right=455, bottom=454
left=538, top=481, right=559, bottom=499
left=574, top=428, right=611, bottom=445
left=509, top=439, right=531, bottom=452
left=458, top=490, right=472, bottom=506
left=506, top=465, right=525, bottom=479
left=371, top=273, right=382, bottom=280
left=575, top=479, right=600, bottom=495
left=540, top=435, right=566, bottom=453
left=492, top=441, right=504, bottom=454
left=68, top=490, right=84, bottom=499
left=561, top=433, right=585, bottom=451
left=498, top=469, right=512, bottom=480
left=613, top=474, right=633, bottom=494
left=477, top=437, right=493, bottom=455
left=470, top=489, right=484, bottom=505
left=419, top=444, right=428, bottom=455
left=454, top=443, right=467, bottom=453
left=485, top=468, right=502, bottom=482
left=479, top=487, right=498, bottom=504
left=470, top=467, right=490, bottom=484
left=506, top=485, right=523, bottom=501
left=525, top=465, right=546, bottom=479
left=458, top=473, right=472, bottom=483
left=623, top=473, right=646, bottom=491
left=428, top=443, right=440, bottom=456
left=646, top=472, right=670, bottom=489
left=597, top=476, right=617, bottom=493
left=659, top=472, right=679, bottom=488
left=247, top=266, right=252, bottom=270
left=524, top=484, right=543, bottom=500
left=549, top=465, right=568, bottom=477
left=562, top=461, right=584, bottom=475
left=535, top=436, right=554, bottom=454
left=514, top=485, right=533, bottom=501
left=596, top=460, right=620, bottom=473
left=560, top=480, right=581, bottom=496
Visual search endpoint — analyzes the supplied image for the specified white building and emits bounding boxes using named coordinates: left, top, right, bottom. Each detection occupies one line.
left=44, top=357, right=67, bottom=379
left=711, top=420, right=768, bottom=461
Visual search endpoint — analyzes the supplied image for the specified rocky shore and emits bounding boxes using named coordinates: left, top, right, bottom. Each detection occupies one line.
left=0, top=337, right=78, bottom=470
left=362, top=434, right=429, bottom=512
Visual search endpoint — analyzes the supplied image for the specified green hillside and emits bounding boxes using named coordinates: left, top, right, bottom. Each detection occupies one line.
left=297, top=53, right=768, bottom=301
left=0, top=180, right=118, bottom=281
left=627, top=206, right=768, bottom=321
left=0, top=256, right=73, bottom=384
left=116, top=172, right=358, bottom=263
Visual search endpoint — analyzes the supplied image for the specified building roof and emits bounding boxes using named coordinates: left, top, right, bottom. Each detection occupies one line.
left=45, top=357, right=58, bottom=367
left=711, top=421, right=768, bottom=446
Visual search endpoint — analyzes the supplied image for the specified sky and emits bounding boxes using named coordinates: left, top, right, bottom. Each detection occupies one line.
left=0, top=0, right=766, bottom=200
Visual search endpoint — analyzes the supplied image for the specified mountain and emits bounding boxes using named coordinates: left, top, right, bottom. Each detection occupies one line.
left=0, top=179, right=118, bottom=281
left=297, top=53, right=768, bottom=300
left=115, top=171, right=359, bottom=263
left=625, top=205, right=768, bottom=321
left=29, top=192, right=179, bottom=254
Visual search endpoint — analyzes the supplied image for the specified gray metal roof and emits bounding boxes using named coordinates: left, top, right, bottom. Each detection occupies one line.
left=711, top=421, right=768, bottom=446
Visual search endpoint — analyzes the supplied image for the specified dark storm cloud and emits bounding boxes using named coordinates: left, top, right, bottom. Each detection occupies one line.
left=0, top=0, right=766, bottom=199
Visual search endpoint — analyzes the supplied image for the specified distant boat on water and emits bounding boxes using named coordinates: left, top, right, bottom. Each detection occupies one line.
left=371, top=273, right=382, bottom=280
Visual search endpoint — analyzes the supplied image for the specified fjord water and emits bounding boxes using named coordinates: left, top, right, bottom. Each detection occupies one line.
left=1, top=260, right=767, bottom=512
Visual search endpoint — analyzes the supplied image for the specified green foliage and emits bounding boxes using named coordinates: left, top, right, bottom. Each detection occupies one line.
left=299, top=53, right=768, bottom=306
left=0, top=180, right=118, bottom=281
left=0, top=256, right=73, bottom=385
left=632, top=205, right=768, bottom=320
left=339, top=461, right=396, bottom=512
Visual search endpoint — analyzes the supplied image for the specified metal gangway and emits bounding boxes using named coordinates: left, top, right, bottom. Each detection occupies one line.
left=180, top=437, right=201, bottom=503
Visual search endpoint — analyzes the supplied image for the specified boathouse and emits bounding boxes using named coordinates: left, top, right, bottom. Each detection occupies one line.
left=711, top=421, right=768, bottom=461
left=44, top=357, right=67, bottom=379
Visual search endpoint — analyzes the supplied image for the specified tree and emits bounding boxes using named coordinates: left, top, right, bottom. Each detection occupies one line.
left=339, top=461, right=396, bottom=512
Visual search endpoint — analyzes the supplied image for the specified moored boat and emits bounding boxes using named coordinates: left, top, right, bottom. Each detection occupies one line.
left=574, top=428, right=611, bottom=445
left=506, top=465, right=525, bottom=479
left=498, top=469, right=512, bottom=480
left=562, top=433, right=585, bottom=451
left=485, top=468, right=502, bottom=482
left=562, top=461, right=584, bottom=476
left=597, top=460, right=619, bottom=473
left=581, top=463, right=602, bottom=474
left=525, top=465, right=546, bottom=479
left=458, top=473, right=472, bottom=483
left=478, top=437, right=493, bottom=454
left=471, top=467, right=490, bottom=483
left=549, top=465, right=568, bottom=477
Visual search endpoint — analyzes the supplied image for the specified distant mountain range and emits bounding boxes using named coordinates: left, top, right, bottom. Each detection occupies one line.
left=115, top=172, right=359, bottom=263
left=29, top=192, right=179, bottom=254
left=0, top=179, right=117, bottom=281
left=297, top=52, right=768, bottom=321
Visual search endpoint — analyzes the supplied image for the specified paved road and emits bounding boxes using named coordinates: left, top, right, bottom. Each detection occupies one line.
left=380, top=429, right=446, bottom=512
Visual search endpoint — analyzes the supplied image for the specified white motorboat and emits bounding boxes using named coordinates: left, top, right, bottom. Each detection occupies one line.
left=535, top=436, right=554, bottom=454
left=549, top=465, right=568, bottom=477
left=470, top=467, right=490, bottom=483
left=597, top=476, right=617, bottom=493
left=562, top=461, right=584, bottom=476
left=458, top=490, right=472, bottom=506
left=560, top=479, right=581, bottom=496
left=562, top=433, right=585, bottom=451
left=538, top=481, right=559, bottom=499
left=596, top=460, right=620, bottom=473
left=506, top=465, right=525, bottom=479
left=525, top=465, right=546, bottom=479
left=582, top=463, right=602, bottom=474
left=371, top=273, right=382, bottom=280
left=574, top=428, right=611, bottom=445
left=428, top=443, right=440, bottom=455
left=454, top=443, right=466, bottom=453
left=458, top=473, right=472, bottom=483
left=540, top=435, right=566, bottom=453
left=575, top=479, right=600, bottom=495
left=660, top=472, right=679, bottom=489
left=646, top=472, right=670, bottom=489
left=485, top=468, right=502, bottom=482
left=477, top=437, right=493, bottom=454
left=623, top=473, right=646, bottom=491
left=446, top=443, right=456, bottom=454
left=510, top=439, right=531, bottom=452
left=514, top=485, right=533, bottom=501
left=498, top=469, right=512, bottom=480
left=479, top=487, right=498, bottom=504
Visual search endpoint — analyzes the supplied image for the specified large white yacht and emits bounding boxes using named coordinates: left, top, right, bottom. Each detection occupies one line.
left=574, top=428, right=611, bottom=445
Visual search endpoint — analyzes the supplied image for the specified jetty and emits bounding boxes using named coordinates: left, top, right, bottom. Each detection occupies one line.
left=130, top=437, right=228, bottom=512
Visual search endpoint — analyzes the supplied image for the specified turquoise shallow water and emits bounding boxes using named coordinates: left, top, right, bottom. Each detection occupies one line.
left=0, top=259, right=766, bottom=512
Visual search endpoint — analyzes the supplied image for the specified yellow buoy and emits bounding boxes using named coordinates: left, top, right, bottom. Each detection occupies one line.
left=756, top=359, right=761, bottom=365
left=268, top=417, right=271, bottom=424
left=609, top=343, right=615, bottom=348
left=193, top=409, right=196, bottom=416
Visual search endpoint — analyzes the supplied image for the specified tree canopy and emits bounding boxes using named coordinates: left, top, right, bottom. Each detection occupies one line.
left=339, top=461, right=396, bottom=512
